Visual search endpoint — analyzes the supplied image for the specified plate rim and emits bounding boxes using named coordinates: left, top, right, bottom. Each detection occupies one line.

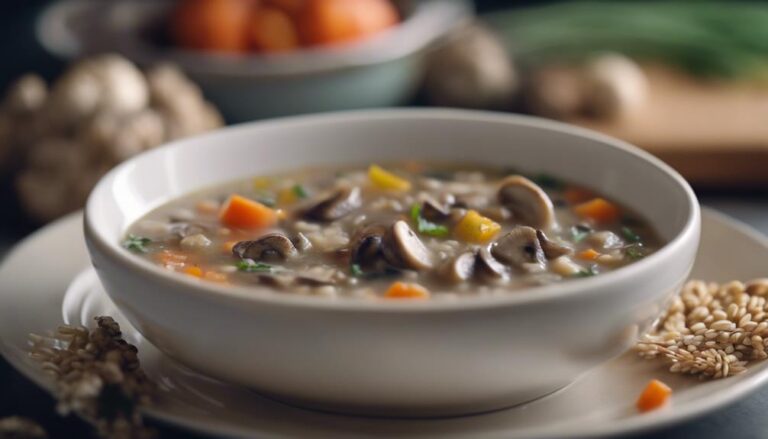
left=1, top=208, right=767, bottom=438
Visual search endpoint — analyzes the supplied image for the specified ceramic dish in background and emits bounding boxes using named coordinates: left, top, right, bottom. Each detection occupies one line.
left=36, top=0, right=472, bottom=122
left=82, top=109, right=700, bottom=417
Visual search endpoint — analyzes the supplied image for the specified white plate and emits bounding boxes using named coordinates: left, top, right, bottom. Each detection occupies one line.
left=1, top=209, right=767, bottom=438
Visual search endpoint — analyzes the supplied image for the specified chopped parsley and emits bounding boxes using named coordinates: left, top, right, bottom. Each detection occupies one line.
left=621, top=226, right=641, bottom=243
left=122, top=235, right=151, bottom=253
left=236, top=260, right=273, bottom=272
left=350, top=263, right=363, bottom=277
left=625, top=244, right=648, bottom=260
left=409, top=203, right=449, bottom=237
left=571, top=224, right=592, bottom=243
left=575, top=265, right=599, bottom=278
left=292, top=184, right=309, bottom=199
left=531, top=173, right=564, bottom=190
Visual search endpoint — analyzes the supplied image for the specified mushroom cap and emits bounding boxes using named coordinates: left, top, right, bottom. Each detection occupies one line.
left=304, top=186, right=362, bottom=222
left=497, top=175, right=555, bottom=230
left=382, top=220, right=433, bottom=271
left=491, top=226, right=546, bottom=270
left=233, top=233, right=298, bottom=261
left=421, top=197, right=451, bottom=221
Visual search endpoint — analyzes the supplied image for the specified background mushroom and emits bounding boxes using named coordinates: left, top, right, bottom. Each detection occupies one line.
left=0, top=54, right=223, bottom=223
left=304, top=186, right=362, bottom=222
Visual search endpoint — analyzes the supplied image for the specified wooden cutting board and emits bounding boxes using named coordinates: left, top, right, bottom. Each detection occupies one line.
left=569, top=65, right=768, bottom=188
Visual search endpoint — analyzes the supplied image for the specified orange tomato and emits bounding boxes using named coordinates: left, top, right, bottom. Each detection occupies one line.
left=250, top=7, right=301, bottom=52
left=171, top=0, right=254, bottom=53
left=298, top=0, right=399, bottom=46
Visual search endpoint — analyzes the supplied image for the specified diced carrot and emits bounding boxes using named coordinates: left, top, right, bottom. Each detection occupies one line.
left=636, top=379, right=672, bottom=412
left=184, top=266, right=204, bottom=277
left=454, top=210, right=501, bottom=244
left=563, top=186, right=595, bottom=204
left=298, top=0, right=399, bottom=46
left=368, top=164, right=411, bottom=191
left=573, top=198, right=621, bottom=223
left=577, top=248, right=601, bottom=261
left=219, top=194, right=278, bottom=230
left=171, top=0, right=254, bottom=53
left=204, top=271, right=229, bottom=283
left=384, top=281, right=430, bottom=299
left=250, top=6, right=300, bottom=52
left=155, top=250, right=187, bottom=268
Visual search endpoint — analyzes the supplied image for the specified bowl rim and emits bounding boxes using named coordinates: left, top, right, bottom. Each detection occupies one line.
left=37, top=0, right=473, bottom=78
left=84, top=108, right=700, bottom=313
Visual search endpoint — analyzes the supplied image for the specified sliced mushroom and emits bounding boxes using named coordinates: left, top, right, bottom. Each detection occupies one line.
left=421, top=198, right=451, bottom=221
left=497, top=176, right=555, bottom=229
left=292, top=232, right=313, bottom=252
left=536, top=230, right=572, bottom=259
left=480, top=206, right=512, bottom=222
left=440, top=251, right=476, bottom=284
left=476, top=246, right=508, bottom=280
left=381, top=220, right=433, bottom=271
left=349, top=224, right=388, bottom=272
left=232, top=233, right=298, bottom=261
left=304, top=186, right=362, bottom=221
left=492, top=226, right=546, bottom=271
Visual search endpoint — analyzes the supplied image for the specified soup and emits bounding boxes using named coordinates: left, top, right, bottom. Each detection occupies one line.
left=124, top=163, right=661, bottom=299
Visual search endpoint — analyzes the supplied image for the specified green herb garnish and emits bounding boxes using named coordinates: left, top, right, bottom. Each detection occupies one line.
left=123, top=235, right=151, bottom=253
left=292, top=184, right=308, bottom=199
left=571, top=225, right=592, bottom=243
left=410, top=203, right=449, bottom=237
left=625, top=244, right=648, bottom=260
left=575, top=265, right=599, bottom=278
left=621, top=226, right=641, bottom=243
left=531, top=173, right=564, bottom=190
left=236, top=260, right=273, bottom=272
left=350, top=264, right=363, bottom=277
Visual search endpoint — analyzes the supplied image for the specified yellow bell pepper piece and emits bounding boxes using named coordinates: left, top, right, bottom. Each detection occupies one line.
left=368, top=165, right=411, bottom=191
left=252, top=177, right=272, bottom=190
left=277, top=187, right=299, bottom=205
left=455, top=210, right=501, bottom=244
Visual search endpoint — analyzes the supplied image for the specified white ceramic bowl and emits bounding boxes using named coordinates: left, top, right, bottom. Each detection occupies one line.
left=37, top=0, right=471, bottom=122
left=84, top=109, right=700, bottom=417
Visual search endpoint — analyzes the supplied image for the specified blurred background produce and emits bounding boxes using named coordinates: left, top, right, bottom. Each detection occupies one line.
left=0, top=0, right=766, bottom=230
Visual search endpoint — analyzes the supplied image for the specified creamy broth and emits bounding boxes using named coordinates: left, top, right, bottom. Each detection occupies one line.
left=124, top=163, right=662, bottom=299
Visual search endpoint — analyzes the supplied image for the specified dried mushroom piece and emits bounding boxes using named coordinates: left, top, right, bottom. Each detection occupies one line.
left=498, top=175, right=556, bottom=230
left=233, top=233, right=299, bottom=261
left=382, top=220, right=434, bottom=271
left=492, top=226, right=547, bottom=271
left=304, top=186, right=362, bottom=222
